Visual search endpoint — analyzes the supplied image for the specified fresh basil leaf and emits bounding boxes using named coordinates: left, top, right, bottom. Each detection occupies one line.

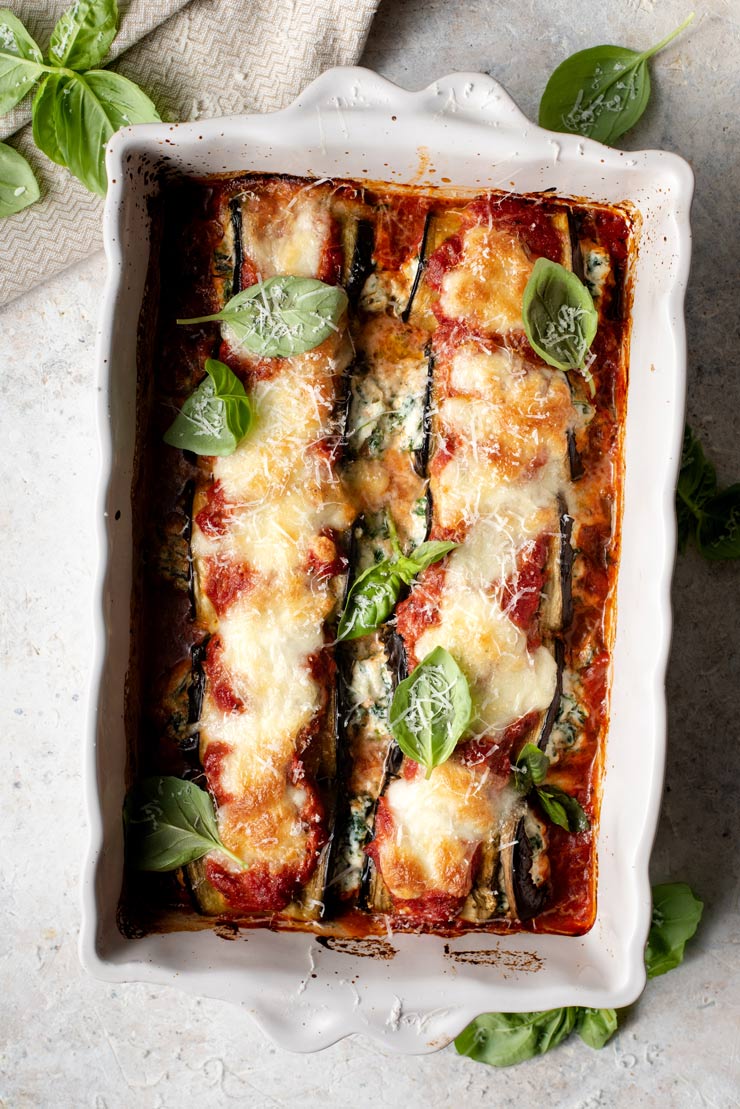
left=407, top=539, right=458, bottom=573
left=676, top=425, right=740, bottom=560
left=696, top=484, right=740, bottom=560
left=389, top=646, right=471, bottom=777
left=164, top=358, right=253, bottom=457
left=32, top=74, right=65, bottom=165
left=538, top=15, right=694, bottom=144
left=178, top=275, right=348, bottom=358
left=336, top=561, right=405, bottom=641
left=337, top=539, right=456, bottom=641
left=522, top=258, right=598, bottom=389
left=455, top=1008, right=577, bottom=1067
left=0, top=141, right=39, bottom=217
left=32, top=69, right=159, bottom=195
left=513, top=742, right=550, bottom=794
left=0, top=9, right=45, bottom=115
left=536, top=783, right=590, bottom=832
left=49, top=0, right=118, bottom=71
left=576, top=1007, right=618, bottom=1049
left=645, top=882, right=703, bottom=979
left=123, top=775, right=246, bottom=872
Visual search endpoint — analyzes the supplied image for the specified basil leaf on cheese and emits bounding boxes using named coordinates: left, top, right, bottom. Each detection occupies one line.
left=389, top=647, right=471, bottom=778
left=522, top=258, right=598, bottom=392
left=124, top=775, right=246, bottom=872
left=178, top=275, right=348, bottom=358
left=164, top=358, right=253, bottom=456
left=535, top=783, right=590, bottom=833
left=513, top=742, right=550, bottom=794
left=337, top=537, right=456, bottom=641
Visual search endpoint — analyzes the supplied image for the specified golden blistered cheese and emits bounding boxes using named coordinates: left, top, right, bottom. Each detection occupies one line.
left=438, top=225, right=534, bottom=334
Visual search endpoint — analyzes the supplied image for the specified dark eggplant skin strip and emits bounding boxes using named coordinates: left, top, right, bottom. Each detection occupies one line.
left=558, top=497, right=575, bottom=631
left=506, top=815, right=551, bottom=922
left=401, top=209, right=432, bottom=322
left=413, top=344, right=435, bottom=478
left=346, top=218, right=375, bottom=305
left=186, top=638, right=208, bottom=744
left=568, top=210, right=586, bottom=283
left=230, top=198, right=244, bottom=295
left=537, top=639, right=565, bottom=752
left=567, top=428, right=585, bottom=481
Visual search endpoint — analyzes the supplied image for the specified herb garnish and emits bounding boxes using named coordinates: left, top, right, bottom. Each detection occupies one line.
left=123, top=775, right=247, bottom=872
left=538, top=14, right=695, bottom=144
left=164, top=358, right=253, bottom=457
left=388, top=646, right=472, bottom=778
left=337, top=519, right=457, bottom=641
left=178, top=275, right=348, bottom=358
left=0, top=140, right=39, bottom=217
left=677, top=424, right=740, bottom=560
left=456, top=882, right=702, bottom=1067
left=521, top=258, right=598, bottom=393
left=0, top=1, right=160, bottom=206
left=513, top=742, right=590, bottom=833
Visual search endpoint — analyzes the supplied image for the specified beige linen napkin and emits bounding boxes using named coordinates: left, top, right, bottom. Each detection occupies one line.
left=0, top=0, right=379, bottom=307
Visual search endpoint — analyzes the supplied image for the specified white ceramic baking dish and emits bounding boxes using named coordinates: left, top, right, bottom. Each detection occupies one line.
left=82, top=67, right=693, bottom=1053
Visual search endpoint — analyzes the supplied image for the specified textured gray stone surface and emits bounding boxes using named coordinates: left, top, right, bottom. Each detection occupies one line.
left=2, top=1, right=739, bottom=1105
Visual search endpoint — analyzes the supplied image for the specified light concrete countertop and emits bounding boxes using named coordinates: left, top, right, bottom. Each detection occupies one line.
left=2, top=1, right=739, bottom=1105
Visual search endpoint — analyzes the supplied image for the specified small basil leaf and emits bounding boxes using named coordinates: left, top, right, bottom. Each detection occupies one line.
left=576, top=1007, right=618, bottom=1049
left=336, top=561, right=404, bottom=642
left=164, top=358, right=253, bottom=457
left=123, top=775, right=246, bottom=872
left=32, top=69, right=158, bottom=195
left=645, top=882, right=703, bottom=979
left=676, top=424, right=716, bottom=552
left=389, top=646, right=471, bottom=777
left=536, top=784, right=590, bottom=833
left=455, top=1008, right=577, bottom=1067
left=0, top=9, right=45, bottom=115
left=522, top=258, right=598, bottom=388
left=696, top=484, right=740, bottom=561
left=0, top=141, right=39, bottom=217
left=49, top=0, right=118, bottom=71
left=178, top=275, right=348, bottom=358
left=513, top=742, right=550, bottom=794
left=407, top=539, right=458, bottom=573
left=337, top=540, right=456, bottom=641
left=538, top=15, right=694, bottom=144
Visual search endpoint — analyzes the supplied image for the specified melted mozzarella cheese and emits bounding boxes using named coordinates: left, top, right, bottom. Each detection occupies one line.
left=242, top=191, right=331, bottom=278
left=439, top=225, right=534, bottom=334
left=377, top=763, right=513, bottom=900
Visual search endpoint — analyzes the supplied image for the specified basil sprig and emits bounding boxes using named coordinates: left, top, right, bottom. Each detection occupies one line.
left=676, top=424, right=740, bottom=560
left=538, top=14, right=695, bottom=144
left=513, top=742, right=590, bottom=833
left=456, top=881, right=702, bottom=1068
left=0, top=141, right=39, bottom=217
left=178, top=276, right=348, bottom=358
left=0, top=1, right=160, bottom=208
left=124, top=775, right=247, bottom=872
left=388, top=646, right=472, bottom=778
left=164, top=358, right=253, bottom=457
left=522, top=258, right=598, bottom=393
left=337, top=531, right=457, bottom=641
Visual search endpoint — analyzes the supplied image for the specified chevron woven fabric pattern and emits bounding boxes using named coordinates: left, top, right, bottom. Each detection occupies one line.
left=0, top=0, right=380, bottom=308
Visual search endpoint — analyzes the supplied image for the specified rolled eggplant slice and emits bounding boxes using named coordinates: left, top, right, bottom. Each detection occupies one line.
left=344, top=217, right=375, bottom=304
left=499, top=807, right=552, bottom=922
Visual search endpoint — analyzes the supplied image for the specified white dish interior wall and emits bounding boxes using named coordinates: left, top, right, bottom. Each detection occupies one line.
left=83, top=68, right=692, bottom=1053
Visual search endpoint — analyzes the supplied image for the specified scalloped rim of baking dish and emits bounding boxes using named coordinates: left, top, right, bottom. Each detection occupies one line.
left=81, top=67, right=692, bottom=1054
